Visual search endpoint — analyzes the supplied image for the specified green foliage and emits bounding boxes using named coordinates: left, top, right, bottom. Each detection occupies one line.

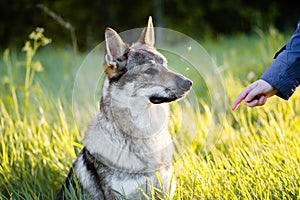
left=0, top=0, right=299, bottom=50
left=0, top=28, right=82, bottom=199
left=23, top=27, right=52, bottom=111
left=0, top=27, right=299, bottom=199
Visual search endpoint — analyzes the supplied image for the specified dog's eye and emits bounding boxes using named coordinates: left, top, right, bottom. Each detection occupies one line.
left=144, top=68, right=158, bottom=75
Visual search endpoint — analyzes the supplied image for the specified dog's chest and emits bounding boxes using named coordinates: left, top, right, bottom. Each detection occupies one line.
left=110, top=175, right=153, bottom=197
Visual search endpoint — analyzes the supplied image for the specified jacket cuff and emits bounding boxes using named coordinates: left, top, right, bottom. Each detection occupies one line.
left=261, top=56, right=300, bottom=100
left=260, top=59, right=292, bottom=100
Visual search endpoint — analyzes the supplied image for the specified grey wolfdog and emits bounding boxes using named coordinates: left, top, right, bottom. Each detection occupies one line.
left=57, top=17, right=192, bottom=200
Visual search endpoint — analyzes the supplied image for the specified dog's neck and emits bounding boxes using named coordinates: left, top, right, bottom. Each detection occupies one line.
left=101, top=77, right=169, bottom=138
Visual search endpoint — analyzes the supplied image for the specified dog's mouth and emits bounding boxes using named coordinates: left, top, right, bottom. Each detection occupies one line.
left=149, top=96, right=178, bottom=104
left=149, top=89, right=190, bottom=104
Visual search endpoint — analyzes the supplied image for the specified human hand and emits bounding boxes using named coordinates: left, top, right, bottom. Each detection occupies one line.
left=231, top=79, right=278, bottom=111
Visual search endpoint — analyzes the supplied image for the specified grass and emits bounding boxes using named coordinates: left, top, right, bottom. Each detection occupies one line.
left=1, top=27, right=299, bottom=199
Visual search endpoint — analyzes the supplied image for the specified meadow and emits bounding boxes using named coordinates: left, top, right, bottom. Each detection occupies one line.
left=0, top=27, right=299, bottom=199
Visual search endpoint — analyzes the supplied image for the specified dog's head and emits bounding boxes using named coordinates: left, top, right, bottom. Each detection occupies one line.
left=104, top=16, right=192, bottom=104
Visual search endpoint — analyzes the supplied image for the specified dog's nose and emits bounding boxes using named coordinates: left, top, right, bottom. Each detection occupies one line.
left=178, top=78, right=193, bottom=90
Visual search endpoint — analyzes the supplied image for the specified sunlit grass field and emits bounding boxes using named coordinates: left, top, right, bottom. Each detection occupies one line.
left=1, top=27, right=299, bottom=199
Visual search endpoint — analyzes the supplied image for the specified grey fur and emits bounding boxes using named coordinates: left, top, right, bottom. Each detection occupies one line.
left=57, top=17, right=192, bottom=200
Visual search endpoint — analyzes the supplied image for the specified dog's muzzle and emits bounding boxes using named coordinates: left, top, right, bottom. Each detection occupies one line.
left=149, top=78, right=192, bottom=104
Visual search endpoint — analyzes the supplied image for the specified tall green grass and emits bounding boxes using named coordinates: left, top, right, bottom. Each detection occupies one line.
left=1, top=27, right=299, bottom=199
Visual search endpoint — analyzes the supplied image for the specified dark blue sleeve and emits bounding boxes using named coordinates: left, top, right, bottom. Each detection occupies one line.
left=260, top=20, right=300, bottom=100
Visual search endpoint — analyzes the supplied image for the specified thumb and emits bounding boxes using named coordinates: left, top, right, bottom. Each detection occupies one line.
left=244, top=83, right=266, bottom=102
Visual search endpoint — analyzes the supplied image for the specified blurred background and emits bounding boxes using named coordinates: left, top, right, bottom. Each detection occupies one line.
left=1, top=1, right=300, bottom=199
left=1, top=0, right=299, bottom=51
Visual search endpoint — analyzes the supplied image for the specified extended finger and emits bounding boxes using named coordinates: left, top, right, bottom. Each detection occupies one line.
left=232, top=87, right=253, bottom=110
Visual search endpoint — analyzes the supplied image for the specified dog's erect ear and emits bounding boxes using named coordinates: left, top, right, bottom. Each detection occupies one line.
left=138, top=16, right=155, bottom=46
left=105, top=28, right=128, bottom=79
left=105, top=28, right=127, bottom=63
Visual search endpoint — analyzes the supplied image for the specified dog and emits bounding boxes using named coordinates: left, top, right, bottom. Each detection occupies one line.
left=57, top=16, right=192, bottom=200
